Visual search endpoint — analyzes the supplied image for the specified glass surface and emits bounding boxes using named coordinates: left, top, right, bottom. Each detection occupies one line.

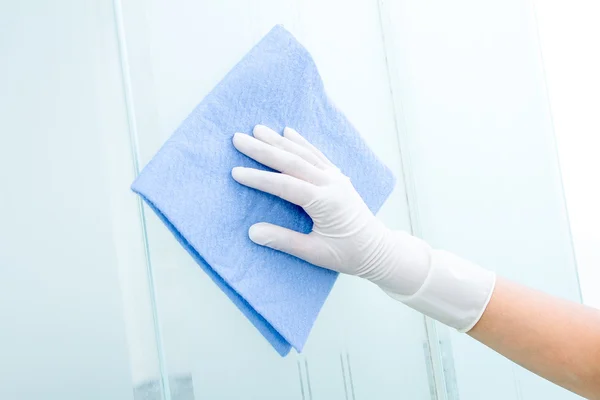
left=383, top=1, right=583, bottom=399
left=0, top=0, right=585, bottom=399
left=0, top=1, right=161, bottom=399
left=121, top=0, right=434, bottom=399
left=0, top=1, right=161, bottom=400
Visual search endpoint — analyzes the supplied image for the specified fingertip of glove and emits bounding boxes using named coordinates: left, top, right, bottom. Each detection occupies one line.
left=252, top=124, right=270, bottom=137
left=248, top=223, right=268, bottom=245
left=231, top=166, right=242, bottom=181
left=233, top=131, right=253, bottom=149
left=283, top=126, right=298, bottom=138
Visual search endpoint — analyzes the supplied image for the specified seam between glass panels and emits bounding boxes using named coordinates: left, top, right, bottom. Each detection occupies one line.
left=297, top=359, right=307, bottom=400
left=111, top=0, right=172, bottom=398
left=375, top=1, right=457, bottom=399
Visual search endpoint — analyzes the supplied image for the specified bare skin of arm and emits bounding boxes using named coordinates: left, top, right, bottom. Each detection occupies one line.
left=468, top=277, right=600, bottom=399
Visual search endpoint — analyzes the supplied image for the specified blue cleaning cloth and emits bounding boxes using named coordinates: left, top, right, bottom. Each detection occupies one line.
left=132, top=25, right=396, bottom=356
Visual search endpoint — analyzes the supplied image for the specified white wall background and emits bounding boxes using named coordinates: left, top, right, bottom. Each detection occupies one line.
left=533, top=0, right=600, bottom=309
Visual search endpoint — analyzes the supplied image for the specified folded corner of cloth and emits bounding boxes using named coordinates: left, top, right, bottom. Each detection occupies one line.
left=131, top=24, right=397, bottom=356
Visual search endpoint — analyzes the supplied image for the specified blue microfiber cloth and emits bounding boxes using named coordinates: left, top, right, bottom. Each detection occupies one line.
left=132, top=25, right=396, bottom=356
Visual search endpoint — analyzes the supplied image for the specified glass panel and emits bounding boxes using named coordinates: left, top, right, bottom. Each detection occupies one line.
left=0, top=1, right=161, bottom=398
left=383, top=1, right=582, bottom=399
left=121, top=0, right=434, bottom=398
left=1, top=1, right=584, bottom=399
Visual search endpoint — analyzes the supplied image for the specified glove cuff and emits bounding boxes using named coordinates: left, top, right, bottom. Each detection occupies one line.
left=385, top=249, right=496, bottom=332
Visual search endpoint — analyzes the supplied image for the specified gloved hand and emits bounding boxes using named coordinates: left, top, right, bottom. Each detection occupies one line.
left=232, top=124, right=431, bottom=296
left=232, top=125, right=496, bottom=332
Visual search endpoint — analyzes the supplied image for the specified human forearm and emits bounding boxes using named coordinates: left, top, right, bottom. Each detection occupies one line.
left=468, top=277, right=600, bottom=399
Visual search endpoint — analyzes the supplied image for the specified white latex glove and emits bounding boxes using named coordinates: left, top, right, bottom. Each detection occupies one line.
left=232, top=125, right=496, bottom=332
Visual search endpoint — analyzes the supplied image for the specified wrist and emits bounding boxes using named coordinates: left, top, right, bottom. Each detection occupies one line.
left=385, top=248, right=496, bottom=332
left=364, top=228, right=433, bottom=296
